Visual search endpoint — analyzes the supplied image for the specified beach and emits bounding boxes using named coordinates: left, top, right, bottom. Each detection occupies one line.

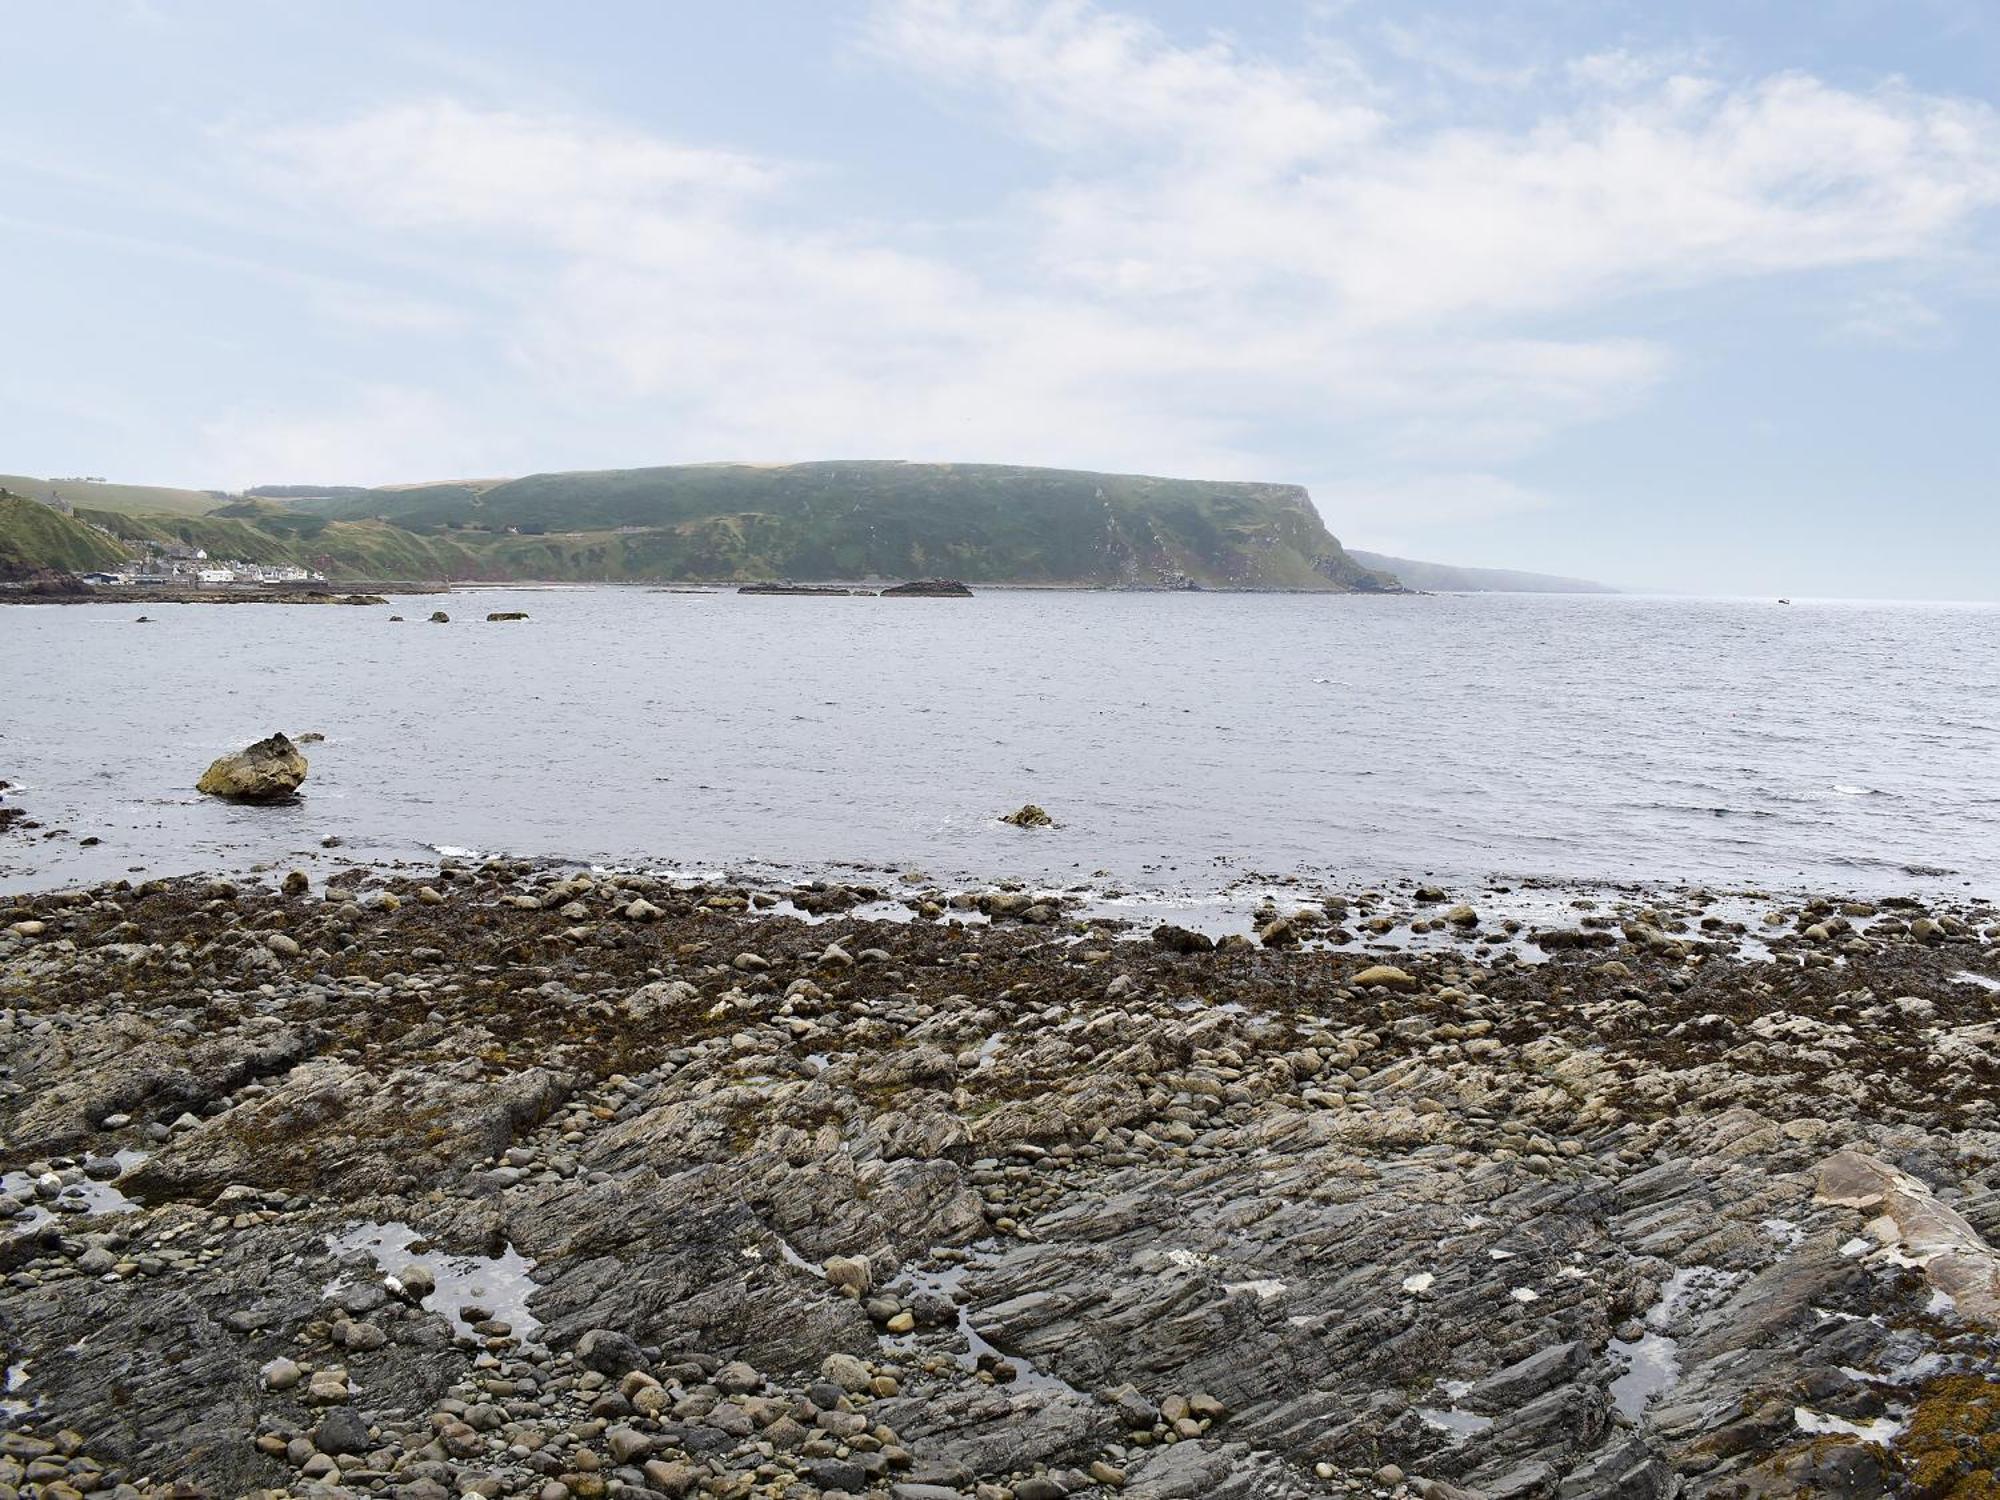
left=5, top=861, right=1998, bottom=1498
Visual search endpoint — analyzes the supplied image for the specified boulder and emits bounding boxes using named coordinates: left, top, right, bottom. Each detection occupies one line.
left=196, top=733, right=308, bottom=803
left=1350, top=964, right=1417, bottom=990
left=1151, top=924, right=1214, bottom=955
left=575, top=1328, right=648, bottom=1376
left=1000, top=803, right=1054, bottom=828
left=486, top=611, right=529, bottom=622
left=313, top=1408, right=372, bottom=1456
left=428, top=610, right=449, bottom=623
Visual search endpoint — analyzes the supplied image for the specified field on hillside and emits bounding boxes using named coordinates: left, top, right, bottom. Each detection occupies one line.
left=0, top=474, right=224, bottom=517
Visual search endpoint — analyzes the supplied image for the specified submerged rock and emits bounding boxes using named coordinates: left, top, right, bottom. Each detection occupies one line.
left=1000, top=803, right=1054, bottom=828
left=195, top=732, right=308, bottom=802
left=882, top=579, right=974, bottom=597
left=486, top=611, right=529, bottom=622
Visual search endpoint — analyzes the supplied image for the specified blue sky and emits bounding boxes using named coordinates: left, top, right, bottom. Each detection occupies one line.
left=3, top=1, right=1996, bottom=597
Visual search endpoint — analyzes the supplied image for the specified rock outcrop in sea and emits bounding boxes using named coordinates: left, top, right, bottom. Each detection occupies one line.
left=194, top=734, right=309, bottom=803
left=881, top=581, right=973, bottom=598
left=1, top=869, right=1998, bottom=1498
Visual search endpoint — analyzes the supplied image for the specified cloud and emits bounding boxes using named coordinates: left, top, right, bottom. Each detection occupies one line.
left=212, top=4, right=2000, bottom=519
left=1313, top=471, right=1558, bottom=533
left=871, top=1, right=2000, bottom=325
left=249, top=99, right=780, bottom=240
left=203, top=385, right=487, bottom=488
left=1834, top=287, right=1952, bottom=348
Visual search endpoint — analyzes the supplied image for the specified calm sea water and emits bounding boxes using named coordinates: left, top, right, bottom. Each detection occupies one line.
left=3, top=588, right=1997, bottom=898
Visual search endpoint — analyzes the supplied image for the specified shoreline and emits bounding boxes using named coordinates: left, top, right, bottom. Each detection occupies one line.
left=0, top=576, right=1421, bottom=605
left=0, top=583, right=449, bottom=606
left=3, top=860, right=1997, bottom=1497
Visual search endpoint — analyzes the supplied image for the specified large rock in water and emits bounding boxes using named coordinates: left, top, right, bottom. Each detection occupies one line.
left=195, top=733, right=308, bottom=802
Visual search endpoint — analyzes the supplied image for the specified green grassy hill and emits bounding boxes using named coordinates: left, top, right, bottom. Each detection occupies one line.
left=78, top=506, right=481, bottom=580
left=3, top=461, right=1401, bottom=589
left=0, top=492, right=129, bottom=578
left=283, top=461, right=1395, bottom=590
left=0, top=474, right=225, bottom=517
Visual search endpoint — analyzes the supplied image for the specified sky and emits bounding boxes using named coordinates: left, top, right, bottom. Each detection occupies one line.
left=3, top=1, right=1997, bottom=598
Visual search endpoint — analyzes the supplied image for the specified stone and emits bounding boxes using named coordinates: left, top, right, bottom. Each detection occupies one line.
left=261, top=1358, right=304, bottom=1391
left=713, top=1360, right=762, bottom=1394
left=304, top=1369, right=350, bottom=1404
left=575, top=1328, right=647, bottom=1377
left=640, top=1459, right=697, bottom=1496
left=604, top=1426, right=653, bottom=1463
left=810, top=1458, right=870, bottom=1492
left=195, top=733, right=308, bottom=802
left=1150, top=924, right=1214, bottom=954
left=1257, top=916, right=1300, bottom=948
left=999, top=803, right=1054, bottom=828
left=313, top=1408, right=371, bottom=1457
left=1351, top=963, right=1417, bottom=989
left=824, top=1253, right=872, bottom=1296
left=822, top=1353, right=873, bottom=1392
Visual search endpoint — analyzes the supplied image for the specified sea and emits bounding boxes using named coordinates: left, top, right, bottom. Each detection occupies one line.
left=3, top=587, right=1997, bottom=903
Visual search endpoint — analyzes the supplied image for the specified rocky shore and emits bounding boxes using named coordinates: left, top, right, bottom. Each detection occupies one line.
left=0, top=585, right=441, bottom=607
left=3, top=866, right=1999, bottom=1499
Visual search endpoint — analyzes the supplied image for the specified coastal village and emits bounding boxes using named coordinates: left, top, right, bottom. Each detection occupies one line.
left=76, top=546, right=325, bottom=589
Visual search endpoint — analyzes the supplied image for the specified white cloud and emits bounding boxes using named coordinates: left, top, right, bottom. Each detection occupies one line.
left=250, top=99, right=780, bottom=239
left=862, top=0, right=1384, bottom=160
left=1314, top=471, right=1558, bottom=533
left=1834, top=287, right=1951, bottom=348
left=874, top=1, right=2000, bottom=325
left=209, top=3, right=2000, bottom=527
left=203, top=385, right=487, bottom=488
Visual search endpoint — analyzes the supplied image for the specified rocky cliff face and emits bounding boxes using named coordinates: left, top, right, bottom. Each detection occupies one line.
left=6, top=464, right=1404, bottom=589
left=287, top=461, right=1403, bottom=591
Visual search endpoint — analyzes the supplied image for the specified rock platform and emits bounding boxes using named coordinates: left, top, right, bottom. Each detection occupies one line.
left=3, top=868, right=1998, bottom=1498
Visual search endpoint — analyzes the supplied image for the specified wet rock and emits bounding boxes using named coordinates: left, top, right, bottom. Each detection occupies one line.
left=574, top=1328, right=647, bottom=1377
left=1151, top=924, right=1214, bottom=954
left=4, top=866, right=1998, bottom=1498
left=313, top=1408, right=372, bottom=1456
left=195, top=733, right=308, bottom=802
left=1351, top=963, right=1417, bottom=988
